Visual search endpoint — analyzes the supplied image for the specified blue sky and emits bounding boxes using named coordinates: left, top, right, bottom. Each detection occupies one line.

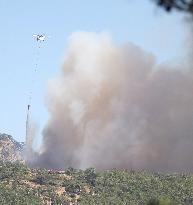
left=0, top=0, right=188, bottom=142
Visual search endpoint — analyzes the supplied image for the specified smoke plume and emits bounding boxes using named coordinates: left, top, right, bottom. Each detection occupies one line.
left=28, top=32, right=193, bottom=172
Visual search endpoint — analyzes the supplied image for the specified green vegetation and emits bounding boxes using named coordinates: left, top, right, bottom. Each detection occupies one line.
left=0, top=162, right=192, bottom=204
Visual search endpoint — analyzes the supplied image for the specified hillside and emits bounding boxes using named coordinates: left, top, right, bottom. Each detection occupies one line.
left=0, top=133, right=24, bottom=163
left=0, top=134, right=193, bottom=205
left=0, top=161, right=193, bottom=205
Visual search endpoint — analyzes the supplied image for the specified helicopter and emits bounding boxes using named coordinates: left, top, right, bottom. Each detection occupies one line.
left=33, top=34, right=48, bottom=42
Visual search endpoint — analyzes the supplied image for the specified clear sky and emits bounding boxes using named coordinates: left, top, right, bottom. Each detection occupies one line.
left=0, top=0, right=188, bottom=143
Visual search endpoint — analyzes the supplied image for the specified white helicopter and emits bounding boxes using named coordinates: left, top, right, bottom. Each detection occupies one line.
left=33, top=34, right=50, bottom=42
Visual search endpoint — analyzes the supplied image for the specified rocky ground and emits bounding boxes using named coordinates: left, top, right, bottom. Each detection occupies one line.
left=0, top=133, right=24, bottom=163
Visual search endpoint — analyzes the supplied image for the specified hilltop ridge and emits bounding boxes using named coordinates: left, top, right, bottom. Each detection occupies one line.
left=0, top=133, right=24, bottom=163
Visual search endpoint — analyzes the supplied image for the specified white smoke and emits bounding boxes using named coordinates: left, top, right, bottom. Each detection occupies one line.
left=27, top=32, right=193, bottom=172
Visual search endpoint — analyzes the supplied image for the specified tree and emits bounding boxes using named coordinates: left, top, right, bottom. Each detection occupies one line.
left=153, top=0, right=193, bottom=14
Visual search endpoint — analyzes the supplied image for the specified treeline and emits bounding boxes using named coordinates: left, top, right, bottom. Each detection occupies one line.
left=0, top=161, right=192, bottom=204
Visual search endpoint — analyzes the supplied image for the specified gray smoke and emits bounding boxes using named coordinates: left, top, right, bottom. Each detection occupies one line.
left=28, top=32, right=193, bottom=172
